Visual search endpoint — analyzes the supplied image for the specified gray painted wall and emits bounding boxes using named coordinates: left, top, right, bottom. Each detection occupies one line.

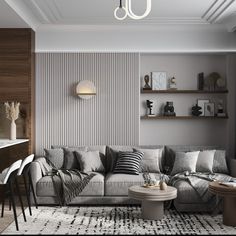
left=140, top=54, right=236, bottom=157
left=36, top=53, right=139, bottom=155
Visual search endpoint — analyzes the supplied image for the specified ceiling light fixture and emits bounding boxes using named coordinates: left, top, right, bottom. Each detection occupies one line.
left=114, top=0, right=152, bottom=21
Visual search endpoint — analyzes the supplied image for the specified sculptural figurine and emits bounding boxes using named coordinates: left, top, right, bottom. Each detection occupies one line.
left=143, top=75, right=152, bottom=90
left=192, top=104, right=202, bottom=116
left=163, top=101, right=176, bottom=116
left=146, top=100, right=155, bottom=116
left=217, top=99, right=226, bottom=117
left=169, top=77, right=177, bottom=90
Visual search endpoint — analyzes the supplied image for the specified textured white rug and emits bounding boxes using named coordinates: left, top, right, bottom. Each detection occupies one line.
left=2, top=206, right=236, bottom=235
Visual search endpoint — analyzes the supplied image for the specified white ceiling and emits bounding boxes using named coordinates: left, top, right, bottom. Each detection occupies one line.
left=19, top=0, right=236, bottom=25
left=1, top=0, right=236, bottom=30
left=0, top=0, right=29, bottom=27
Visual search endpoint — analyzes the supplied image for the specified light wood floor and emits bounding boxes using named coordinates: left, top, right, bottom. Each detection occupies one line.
left=0, top=197, right=29, bottom=233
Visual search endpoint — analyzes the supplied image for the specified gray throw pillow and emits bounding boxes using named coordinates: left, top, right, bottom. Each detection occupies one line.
left=63, top=147, right=87, bottom=170
left=171, top=151, right=200, bottom=176
left=196, top=150, right=215, bottom=173
left=133, top=148, right=162, bottom=173
left=213, top=150, right=229, bottom=174
left=44, top=148, right=64, bottom=169
left=75, top=150, right=105, bottom=172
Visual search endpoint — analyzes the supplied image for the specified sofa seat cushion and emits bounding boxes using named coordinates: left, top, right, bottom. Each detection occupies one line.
left=105, top=173, right=159, bottom=196
left=174, top=180, right=204, bottom=204
left=36, top=172, right=104, bottom=197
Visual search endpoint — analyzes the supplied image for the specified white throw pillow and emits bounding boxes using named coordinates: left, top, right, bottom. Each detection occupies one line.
left=196, top=150, right=216, bottom=173
left=171, top=151, right=200, bottom=176
left=133, top=148, right=163, bottom=173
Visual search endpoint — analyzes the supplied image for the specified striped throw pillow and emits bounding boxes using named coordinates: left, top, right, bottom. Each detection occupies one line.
left=113, top=151, right=144, bottom=175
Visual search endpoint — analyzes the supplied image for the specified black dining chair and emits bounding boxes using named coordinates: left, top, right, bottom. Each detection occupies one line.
left=0, top=160, right=26, bottom=231
left=17, top=154, right=38, bottom=216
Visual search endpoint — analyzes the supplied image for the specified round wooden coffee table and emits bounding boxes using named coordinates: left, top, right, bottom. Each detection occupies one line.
left=209, top=181, right=236, bottom=226
left=128, top=185, right=177, bottom=220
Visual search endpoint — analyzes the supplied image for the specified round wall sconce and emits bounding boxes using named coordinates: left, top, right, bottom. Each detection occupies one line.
left=76, top=80, right=96, bottom=99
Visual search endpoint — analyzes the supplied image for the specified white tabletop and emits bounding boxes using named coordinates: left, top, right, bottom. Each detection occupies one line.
left=0, top=139, right=29, bottom=149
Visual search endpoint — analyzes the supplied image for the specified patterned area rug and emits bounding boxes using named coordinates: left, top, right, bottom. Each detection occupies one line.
left=2, top=206, right=236, bottom=235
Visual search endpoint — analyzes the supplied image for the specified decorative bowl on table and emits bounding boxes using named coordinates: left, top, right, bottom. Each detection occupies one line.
left=143, top=184, right=160, bottom=188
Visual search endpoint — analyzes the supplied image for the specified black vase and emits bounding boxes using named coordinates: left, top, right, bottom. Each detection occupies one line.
left=164, top=102, right=176, bottom=116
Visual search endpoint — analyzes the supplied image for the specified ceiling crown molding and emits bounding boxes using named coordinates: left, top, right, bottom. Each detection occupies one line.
left=202, top=0, right=235, bottom=23
left=225, top=13, right=236, bottom=31
left=3, top=0, right=236, bottom=33
left=4, top=0, right=39, bottom=30
left=22, top=0, right=51, bottom=24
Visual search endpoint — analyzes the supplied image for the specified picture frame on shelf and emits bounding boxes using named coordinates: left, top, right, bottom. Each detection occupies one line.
left=204, top=102, right=215, bottom=117
left=151, top=72, right=167, bottom=90
left=197, top=99, right=209, bottom=116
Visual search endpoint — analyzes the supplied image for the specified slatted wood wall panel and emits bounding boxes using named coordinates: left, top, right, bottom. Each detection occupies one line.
left=36, top=53, right=139, bottom=155
left=0, top=29, right=35, bottom=153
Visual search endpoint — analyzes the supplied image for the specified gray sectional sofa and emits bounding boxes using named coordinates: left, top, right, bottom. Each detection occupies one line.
left=30, top=145, right=236, bottom=212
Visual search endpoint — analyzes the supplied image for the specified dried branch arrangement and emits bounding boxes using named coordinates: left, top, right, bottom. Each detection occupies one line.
left=4, top=101, right=20, bottom=121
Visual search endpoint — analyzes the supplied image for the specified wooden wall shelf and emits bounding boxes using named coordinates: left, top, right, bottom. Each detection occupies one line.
left=141, top=89, right=228, bottom=94
left=141, top=115, right=229, bottom=120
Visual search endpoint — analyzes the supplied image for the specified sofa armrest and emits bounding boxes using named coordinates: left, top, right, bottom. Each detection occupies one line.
left=30, top=156, right=52, bottom=192
left=229, top=159, right=236, bottom=177
left=30, top=160, right=43, bottom=195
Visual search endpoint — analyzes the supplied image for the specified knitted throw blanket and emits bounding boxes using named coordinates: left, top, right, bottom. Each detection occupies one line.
left=35, top=157, right=96, bottom=205
left=169, top=172, right=233, bottom=211
left=49, top=169, right=96, bottom=205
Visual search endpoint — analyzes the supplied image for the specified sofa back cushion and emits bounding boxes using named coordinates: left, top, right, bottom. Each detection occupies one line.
left=44, top=148, right=64, bottom=169
left=62, top=147, right=87, bottom=169
left=164, top=145, right=221, bottom=175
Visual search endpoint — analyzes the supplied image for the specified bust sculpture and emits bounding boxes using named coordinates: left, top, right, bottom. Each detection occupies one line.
left=143, top=75, right=152, bottom=90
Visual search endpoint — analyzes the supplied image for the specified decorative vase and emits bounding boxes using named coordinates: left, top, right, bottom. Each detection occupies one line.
left=10, top=120, right=16, bottom=140
left=163, top=101, right=176, bottom=116
left=160, top=181, right=167, bottom=190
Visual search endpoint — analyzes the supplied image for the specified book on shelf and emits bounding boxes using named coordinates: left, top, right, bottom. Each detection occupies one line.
left=219, top=181, right=236, bottom=187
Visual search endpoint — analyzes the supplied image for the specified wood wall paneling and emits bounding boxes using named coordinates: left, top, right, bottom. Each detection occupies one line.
left=0, top=29, right=35, bottom=163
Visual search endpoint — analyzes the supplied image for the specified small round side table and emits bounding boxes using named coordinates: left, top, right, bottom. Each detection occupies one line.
left=128, top=185, right=177, bottom=220
left=209, top=181, right=236, bottom=226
